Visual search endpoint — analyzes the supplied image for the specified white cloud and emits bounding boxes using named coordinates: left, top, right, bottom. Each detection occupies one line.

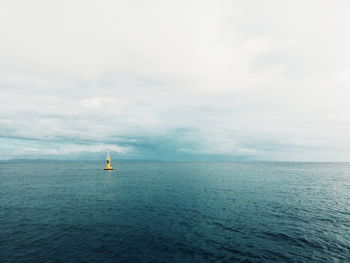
left=1, top=0, right=350, bottom=161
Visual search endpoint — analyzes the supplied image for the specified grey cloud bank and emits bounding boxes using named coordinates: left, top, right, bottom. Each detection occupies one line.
left=1, top=0, right=350, bottom=161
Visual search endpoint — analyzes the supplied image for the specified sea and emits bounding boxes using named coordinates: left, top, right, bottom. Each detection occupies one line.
left=0, top=161, right=349, bottom=263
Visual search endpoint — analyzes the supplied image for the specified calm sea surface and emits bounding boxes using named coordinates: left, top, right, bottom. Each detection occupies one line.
left=0, top=161, right=349, bottom=262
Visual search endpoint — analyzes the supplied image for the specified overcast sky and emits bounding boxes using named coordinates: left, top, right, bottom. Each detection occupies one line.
left=1, top=0, right=350, bottom=161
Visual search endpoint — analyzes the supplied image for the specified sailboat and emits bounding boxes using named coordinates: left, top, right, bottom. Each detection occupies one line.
left=104, top=150, right=114, bottom=170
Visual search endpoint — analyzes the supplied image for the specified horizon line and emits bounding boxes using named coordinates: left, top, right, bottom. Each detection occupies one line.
left=0, top=159, right=349, bottom=164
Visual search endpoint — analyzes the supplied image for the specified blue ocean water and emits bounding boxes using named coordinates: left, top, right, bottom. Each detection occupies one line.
left=0, top=161, right=349, bottom=263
